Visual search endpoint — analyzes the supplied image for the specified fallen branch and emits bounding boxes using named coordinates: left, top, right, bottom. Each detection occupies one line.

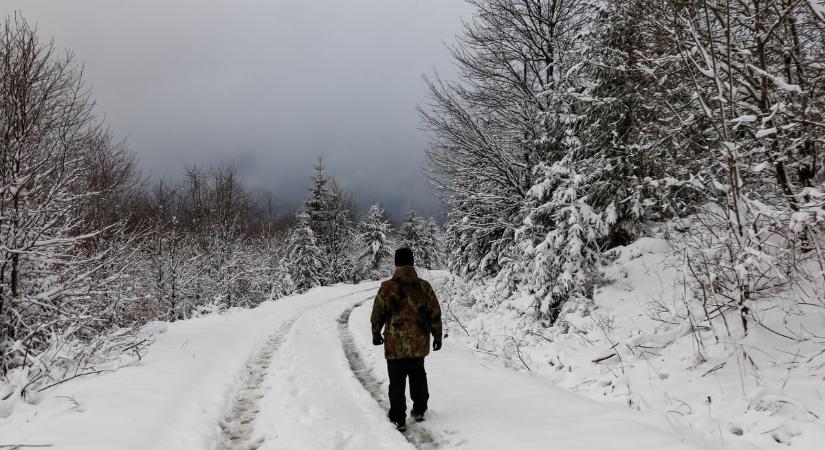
left=472, top=347, right=497, bottom=357
left=37, top=369, right=111, bottom=392
left=508, top=336, right=532, bottom=372
left=525, top=330, right=553, bottom=343
left=447, top=307, right=470, bottom=337
left=701, top=361, right=726, bottom=377
left=592, top=352, right=618, bottom=364
left=0, top=445, right=54, bottom=449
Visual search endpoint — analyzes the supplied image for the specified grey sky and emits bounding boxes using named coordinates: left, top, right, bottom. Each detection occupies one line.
left=4, top=0, right=471, bottom=220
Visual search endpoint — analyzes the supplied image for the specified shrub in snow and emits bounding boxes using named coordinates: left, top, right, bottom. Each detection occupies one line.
left=251, top=234, right=296, bottom=301
left=141, top=222, right=203, bottom=321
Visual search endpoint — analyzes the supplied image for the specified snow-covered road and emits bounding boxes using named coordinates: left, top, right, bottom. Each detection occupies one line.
left=1, top=281, right=722, bottom=449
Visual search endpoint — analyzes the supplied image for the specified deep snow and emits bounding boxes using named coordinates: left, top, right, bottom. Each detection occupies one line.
left=1, top=271, right=736, bottom=449
left=0, top=285, right=378, bottom=449
left=437, top=236, right=825, bottom=449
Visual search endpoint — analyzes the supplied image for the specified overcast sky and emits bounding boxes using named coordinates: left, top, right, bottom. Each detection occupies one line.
left=5, top=0, right=471, bottom=220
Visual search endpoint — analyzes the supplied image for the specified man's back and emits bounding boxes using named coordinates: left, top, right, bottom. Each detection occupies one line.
left=371, top=266, right=442, bottom=360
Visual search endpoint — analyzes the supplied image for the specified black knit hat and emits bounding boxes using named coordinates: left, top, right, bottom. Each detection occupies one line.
left=394, top=248, right=414, bottom=267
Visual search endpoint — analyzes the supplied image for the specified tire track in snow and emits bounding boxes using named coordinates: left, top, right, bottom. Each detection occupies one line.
left=338, top=301, right=440, bottom=450
left=218, top=286, right=379, bottom=450
left=218, top=312, right=302, bottom=450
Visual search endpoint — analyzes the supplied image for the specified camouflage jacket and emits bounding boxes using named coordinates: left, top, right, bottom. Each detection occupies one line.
left=370, top=266, right=443, bottom=360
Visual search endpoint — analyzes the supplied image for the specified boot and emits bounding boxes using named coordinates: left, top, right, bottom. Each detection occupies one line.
left=393, top=420, right=407, bottom=432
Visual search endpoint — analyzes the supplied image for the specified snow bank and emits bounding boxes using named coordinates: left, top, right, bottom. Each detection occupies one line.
left=0, top=286, right=358, bottom=450
left=440, top=236, right=825, bottom=449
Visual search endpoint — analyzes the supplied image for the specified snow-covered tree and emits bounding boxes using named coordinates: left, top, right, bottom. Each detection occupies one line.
left=199, top=219, right=251, bottom=308
left=251, top=231, right=296, bottom=301
left=358, top=203, right=395, bottom=279
left=304, top=159, right=332, bottom=242
left=421, top=0, right=589, bottom=281
left=658, top=0, right=825, bottom=335
left=287, top=212, right=324, bottom=292
left=399, top=210, right=441, bottom=269
left=324, top=182, right=359, bottom=283
left=300, top=160, right=359, bottom=284
left=517, top=161, right=616, bottom=322
left=143, top=220, right=202, bottom=321
left=423, top=0, right=723, bottom=321
left=503, top=0, right=692, bottom=320
left=425, top=217, right=444, bottom=269
left=0, top=16, right=143, bottom=383
left=560, top=0, right=674, bottom=243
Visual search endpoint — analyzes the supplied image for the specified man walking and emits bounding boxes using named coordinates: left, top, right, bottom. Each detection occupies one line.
left=370, top=248, right=443, bottom=431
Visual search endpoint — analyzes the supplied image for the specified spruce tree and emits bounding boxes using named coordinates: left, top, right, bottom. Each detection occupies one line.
left=359, top=203, right=394, bottom=278
left=517, top=161, right=616, bottom=322
left=399, top=210, right=424, bottom=256
left=303, top=159, right=333, bottom=284
left=286, top=212, right=324, bottom=292
left=301, top=160, right=359, bottom=284
left=325, top=182, right=358, bottom=283
left=305, top=159, right=331, bottom=232
left=424, top=217, right=444, bottom=269
left=399, top=210, right=442, bottom=269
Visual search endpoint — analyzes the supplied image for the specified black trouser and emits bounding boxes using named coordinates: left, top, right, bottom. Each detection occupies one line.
left=387, top=357, right=429, bottom=424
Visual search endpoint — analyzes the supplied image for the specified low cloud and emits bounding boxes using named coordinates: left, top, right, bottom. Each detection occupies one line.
left=8, top=0, right=470, bottom=220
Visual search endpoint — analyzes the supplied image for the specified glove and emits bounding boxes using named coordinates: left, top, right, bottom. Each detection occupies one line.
left=373, top=335, right=384, bottom=346
left=432, top=339, right=442, bottom=351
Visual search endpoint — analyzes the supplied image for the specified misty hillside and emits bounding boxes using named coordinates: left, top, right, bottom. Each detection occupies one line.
left=2, top=1, right=825, bottom=449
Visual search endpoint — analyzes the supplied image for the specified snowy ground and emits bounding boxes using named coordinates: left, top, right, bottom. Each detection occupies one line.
left=1, top=273, right=748, bottom=449
left=346, top=296, right=717, bottom=449
left=0, top=285, right=381, bottom=450
left=439, top=236, right=825, bottom=450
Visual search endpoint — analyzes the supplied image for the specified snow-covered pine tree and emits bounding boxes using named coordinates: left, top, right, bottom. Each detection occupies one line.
left=303, top=159, right=333, bottom=284
left=304, top=160, right=332, bottom=234
left=286, top=212, right=324, bottom=292
left=325, top=182, right=359, bottom=283
left=566, top=0, right=654, bottom=243
left=425, top=217, right=444, bottom=269
left=517, top=159, right=616, bottom=322
left=300, top=160, right=360, bottom=284
left=510, top=0, right=694, bottom=322
left=399, top=210, right=424, bottom=255
left=358, top=203, right=395, bottom=279
left=399, top=210, right=442, bottom=269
